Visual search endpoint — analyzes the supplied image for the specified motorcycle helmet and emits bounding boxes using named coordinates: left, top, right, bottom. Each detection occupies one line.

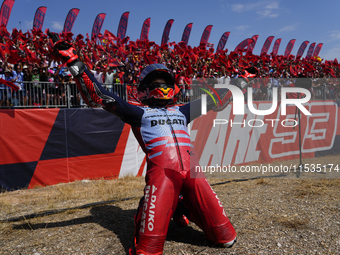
left=137, top=64, right=175, bottom=105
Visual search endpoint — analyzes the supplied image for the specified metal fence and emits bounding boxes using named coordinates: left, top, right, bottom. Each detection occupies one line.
left=0, top=81, right=338, bottom=109
left=0, top=82, right=128, bottom=109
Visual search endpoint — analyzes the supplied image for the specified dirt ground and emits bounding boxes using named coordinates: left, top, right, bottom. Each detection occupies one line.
left=1, top=156, right=340, bottom=255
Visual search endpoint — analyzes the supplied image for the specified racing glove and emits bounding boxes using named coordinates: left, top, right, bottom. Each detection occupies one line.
left=52, top=40, right=79, bottom=65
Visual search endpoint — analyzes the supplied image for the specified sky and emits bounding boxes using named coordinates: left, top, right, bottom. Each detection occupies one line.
left=5, top=0, right=340, bottom=61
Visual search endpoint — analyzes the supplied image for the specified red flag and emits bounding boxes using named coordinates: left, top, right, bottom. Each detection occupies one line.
left=140, top=17, right=151, bottom=41
left=11, top=27, right=19, bottom=40
left=306, top=42, right=316, bottom=59
left=63, top=8, right=80, bottom=33
left=324, top=67, right=336, bottom=78
left=33, top=40, right=48, bottom=55
left=234, top=38, right=253, bottom=52
left=18, top=31, right=29, bottom=44
left=61, top=31, right=74, bottom=42
left=325, top=60, right=332, bottom=67
left=25, top=47, right=41, bottom=64
left=186, top=62, right=193, bottom=76
left=92, top=49, right=100, bottom=62
left=76, top=34, right=84, bottom=41
left=33, top=6, right=47, bottom=31
left=260, top=36, right=275, bottom=55
left=118, top=72, right=125, bottom=83
left=120, top=36, right=130, bottom=45
left=304, top=62, right=314, bottom=72
left=0, top=43, right=8, bottom=60
left=97, top=32, right=103, bottom=40
left=296, top=41, right=309, bottom=58
left=117, top=11, right=129, bottom=40
left=0, top=24, right=9, bottom=38
left=91, top=13, right=106, bottom=39
left=31, top=28, right=44, bottom=38
left=108, top=57, right=120, bottom=67
left=229, top=51, right=239, bottom=60
left=238, top=58, right=249, bottom=69
left=313, top=43, right=323, bottom=57
left=0, top=78, right=19, bottom=91
left=0, top=0, right=15, bottom=27
left=104, top=29, right=117, bottom=41
left=271, top=38, right=282, bottom=56
left=8, top=46, right=23, bottom=64
left=200, top=25, right=213, bottom=45
left=247, top=35, right=259, bottom=53
left=181, top=23, right=193, bottom=45
left=161, top=19, right=174, bottom=45
left=290, top=65, right=297, bottom=77
left=284, top=39, right=296, bottom=57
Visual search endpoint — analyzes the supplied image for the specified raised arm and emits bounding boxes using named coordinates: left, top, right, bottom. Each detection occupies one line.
left=51, top=38, right=143, bottom=126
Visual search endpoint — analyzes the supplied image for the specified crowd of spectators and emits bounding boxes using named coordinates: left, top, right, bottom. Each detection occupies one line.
left=0, top=26, right=340, bottom=108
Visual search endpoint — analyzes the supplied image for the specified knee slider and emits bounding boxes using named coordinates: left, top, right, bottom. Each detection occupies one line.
left=211, top=221, right=237, bottom=245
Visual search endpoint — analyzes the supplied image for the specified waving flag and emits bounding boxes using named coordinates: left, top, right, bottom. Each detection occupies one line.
left=284, top=39, right=296, bottom=57
left=63, top=8, right=80, bottom=33
left=0, top=0, right=15, bottom=27
left=104, top=29, right=117, bottom=42
left=117, top=11, right=129, bottom=40
left=296, top=40, right=309, bottom=58
left=200, top=25, right=213, bottom=45
left=247, top=35, right=259, bottom=53
left=234, top=38, right=253, bottom=52
left=260, top=36, right=274, bottom=55
left=161, top=19, right=174, bottom=45
left=306, top=42, right=316, bottom=59
left=181, top=23, right=193, bottom=45
left=140, top=17, right=150, bottom=41
left=91, top=13, right=106, bottom=39
left=271, top=38, right=282, bottom=56
left=25, top=47, right=40, bottom=64
left=216, top=31, right=230, bottom=53
left=0, top=43, right=6, bottom=59
left=33, top=6, right=47, bottom=30
left=313, top=43, right=323, bottom=57
left=0, top=78, right=19, bottom=91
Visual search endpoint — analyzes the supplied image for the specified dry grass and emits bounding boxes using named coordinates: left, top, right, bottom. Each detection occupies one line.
left=0, top=198, right=13, bottom=213
left=292, top=179, right=340, bottom=198
left=0, top=175, right=145, bottom=219
left=274, top=213, right=310, bottom=229
left=255, top=178, right=271, bottom=185
left=0, top=223, right=13, bottom=236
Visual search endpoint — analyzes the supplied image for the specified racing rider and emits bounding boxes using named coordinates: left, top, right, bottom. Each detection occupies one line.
left=52, top=39, right=237, bottom=255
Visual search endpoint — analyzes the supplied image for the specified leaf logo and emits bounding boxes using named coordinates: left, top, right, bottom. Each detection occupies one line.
left=199, top=84, right=222, bottom=107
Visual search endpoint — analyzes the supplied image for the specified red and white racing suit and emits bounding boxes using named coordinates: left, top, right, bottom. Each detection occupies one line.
left=68, top=61, right=236, bottom=254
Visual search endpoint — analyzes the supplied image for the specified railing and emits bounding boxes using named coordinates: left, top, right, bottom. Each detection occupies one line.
left=0, top=82, right=128, bottom=109
left=0, top=81, right=338, bottom=109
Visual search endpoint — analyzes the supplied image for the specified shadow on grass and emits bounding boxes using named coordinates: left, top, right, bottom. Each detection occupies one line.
left=12, top=205, right=210, bottom=254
